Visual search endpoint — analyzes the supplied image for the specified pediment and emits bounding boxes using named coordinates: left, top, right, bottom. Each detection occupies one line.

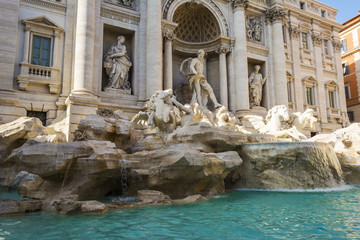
left=325, top=80, right=338, bottom=87
left=302, top=76, right=317, bottom=83
left=22, top=16, right=63, bottom=30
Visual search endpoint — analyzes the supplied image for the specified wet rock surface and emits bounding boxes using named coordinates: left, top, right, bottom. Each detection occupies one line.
left=226, top=142, right=343, bottom=189
left=0, top=199, right=42, bottom=215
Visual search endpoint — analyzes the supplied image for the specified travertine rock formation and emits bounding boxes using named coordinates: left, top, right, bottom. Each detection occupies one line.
left=226, top=142, right=343, bottom=189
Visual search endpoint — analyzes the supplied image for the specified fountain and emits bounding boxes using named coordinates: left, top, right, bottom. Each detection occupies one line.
left=0, top=49, right=356, bottom=217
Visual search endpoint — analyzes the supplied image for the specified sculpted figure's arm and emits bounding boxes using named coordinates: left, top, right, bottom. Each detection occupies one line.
left=189, top=59, right=198, bottom=75
left=171, top=96, right=192, bottom=114
left=110, top=47, right=127, bottom=58
left=263, top=74, right=267, bottom=84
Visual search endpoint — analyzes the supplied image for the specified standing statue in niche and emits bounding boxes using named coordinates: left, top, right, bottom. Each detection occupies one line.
left=104, top=35, right=132, bottom=93
left=180, top=49, right=221, bottom=109
left=249, top=65, right=267, bottom=108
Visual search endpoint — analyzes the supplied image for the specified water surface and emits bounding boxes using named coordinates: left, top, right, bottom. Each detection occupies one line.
left=1, top=186, right=360, bottom=239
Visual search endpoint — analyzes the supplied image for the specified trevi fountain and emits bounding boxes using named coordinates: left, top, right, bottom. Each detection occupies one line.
left=1, top=49, right=360, bottom=239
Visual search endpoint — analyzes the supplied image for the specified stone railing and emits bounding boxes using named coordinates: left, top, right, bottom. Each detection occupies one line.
left=327, top=107, right=341, bottom=118
left=17, top=62, right=61, bottom=94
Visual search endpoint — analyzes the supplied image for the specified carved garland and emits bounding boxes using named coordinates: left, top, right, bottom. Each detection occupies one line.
left=289, top=26, right=301, bottom=39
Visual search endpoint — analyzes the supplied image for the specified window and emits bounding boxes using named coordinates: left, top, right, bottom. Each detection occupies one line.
left=343, top=62, right=349, bottom=76
left=287, top=81, right=292, bottom=102
left=321, top=10, right=326, bottom=18
left=324, top=39, right=329, bottom=55
left=328, top=90, right=336, bottom=108
left=282, top=25, right=287, bottom=43
left=302, top=32, right=309, bottom=49
left=306, top=86, right=314, bottom=105
left=345, top=84, right=350, bottom=100
left=27, top=111, right=47, bottom=126
left=300, top=2, right=305, bottom=10
left=348, top=111, right=354, bottom=122
left=341, top=39, right=347, bottom=52
left=31, top=35, right=51, bottom=67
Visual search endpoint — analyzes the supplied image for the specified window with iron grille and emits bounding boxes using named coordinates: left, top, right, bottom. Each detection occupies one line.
left=27, top=111, right=47, bottom=126
left=348, top=111, right=354, bottom=122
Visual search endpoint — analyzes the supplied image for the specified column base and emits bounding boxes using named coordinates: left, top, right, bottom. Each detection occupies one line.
left=65, top=93, right=99, bottom=141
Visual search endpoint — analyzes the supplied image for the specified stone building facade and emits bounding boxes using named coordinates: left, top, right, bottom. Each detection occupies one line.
left=340, top=12, right=360, bottom=123
left=0, top=0, right=347, bottom=137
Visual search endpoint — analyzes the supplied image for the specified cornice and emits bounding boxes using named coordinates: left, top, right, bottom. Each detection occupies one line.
left=341, top=46, right=360, bottom=58
left=100, top=6, right=140, bottom=26
left=21, top=0, right=67, bottom=12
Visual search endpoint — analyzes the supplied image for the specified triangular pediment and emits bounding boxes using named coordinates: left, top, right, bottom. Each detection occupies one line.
left=325, top=80, right=338, bottom=87
left=22, top=16, right=62, bottom=30
left=302, top=76, right=317, bottom=83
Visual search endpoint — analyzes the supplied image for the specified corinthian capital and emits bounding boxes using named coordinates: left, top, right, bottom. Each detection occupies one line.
left=265, top=6, right=286, bottom=24
left=232, top=0, right=249, bottom=11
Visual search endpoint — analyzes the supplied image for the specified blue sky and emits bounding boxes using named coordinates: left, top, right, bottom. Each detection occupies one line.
left=318, top=0, right=359, bottom=24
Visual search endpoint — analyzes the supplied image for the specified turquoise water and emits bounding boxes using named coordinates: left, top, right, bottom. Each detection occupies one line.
left=1, top=186, right=360, bottom=239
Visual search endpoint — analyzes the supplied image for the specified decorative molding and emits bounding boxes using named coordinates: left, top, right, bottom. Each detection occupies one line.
left=331, top=37, right=342, bottom=52
left=247, top=42, right=269, bottom=57
left=311, top=31, right=323, bottom=47
left=232, top=0, right=249, bottom=11
left=104, top=0, right=137, bottom=10
left=21, top=0, right=67, bottom=12
left=265, top=6, right=286, bottom=24
left=162, top=19, right=178, bottom=41
left=162, top=0, right=230, bottom=36
left=100, top=6, right=140, bottom=25
left=173, top=35, right=234, bottom=54
left=289, top=25, right=300, bottom=39
left=252, top=0, right=270, bottom=5
left=215, top=46, right=231, bottom=54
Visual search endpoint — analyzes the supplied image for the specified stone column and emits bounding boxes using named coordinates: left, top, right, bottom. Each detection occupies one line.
left=227, top=49, right=236, bottom=111
left=163, top=35, right=174, bottom=90
left=232, top=0, right=249, bottom=111
left=52, top=31, right=61, bottom=68
left=266, top=6, right=288, bottom=106
left=72, top=0, right=96, bottom=95
left=22, top=26, right=31, bottom=63
left=146, top=0, right=163, bottom=98
left=162, top=20, right=178, bottom=90
left=216, top=46, right=231, bottom=108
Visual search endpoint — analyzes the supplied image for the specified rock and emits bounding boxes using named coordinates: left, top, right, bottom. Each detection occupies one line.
left=137, top=190, right=172, bottom=205
left=337, top=154, right=360, bottom=184
left=309, top=123, right=360, bottom=164
left=246, top=134, right=278, bottom=143
left=3, top=140, right=128, bottom=201
left=11, top=171, right=40, bottom=189
left=80, top=200, right=108, bottom=213
left=126, top=144, right=243, bottom=198
left=52, top=199, right=82, bottom=214
left=173, top=194, right=207, bottom=205
left=226, top=142, right=343, bottom=189
left=165, top=122, right=247, bottom=152
left=74, top=114, right=134, bottom=152
left=0, top=199, right=42, bottom=215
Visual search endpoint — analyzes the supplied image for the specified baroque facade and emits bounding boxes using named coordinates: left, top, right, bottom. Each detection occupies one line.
left=340, top=12, right=360, bottom=123
left=0, top=0, right=347, bottom=137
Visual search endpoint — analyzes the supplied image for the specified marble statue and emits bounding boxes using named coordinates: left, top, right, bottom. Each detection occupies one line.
left=244, top=105, right=308, bottom=141
left=289, top=108, right=317, bottom=131
left=132, top=89, right=179, bottom=133
left=180, top=50, right=221, bottom=109
left=104, top=35, right=132, bottom=93
left=249, top=65, right=267, bottom=108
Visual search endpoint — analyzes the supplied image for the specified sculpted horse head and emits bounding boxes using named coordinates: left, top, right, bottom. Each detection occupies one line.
left=265, top=105, right=290, bottom=131
left=296, top=108, right=317, bottom=130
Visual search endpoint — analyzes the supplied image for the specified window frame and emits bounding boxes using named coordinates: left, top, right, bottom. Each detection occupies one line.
left=30, top=34, right=52, bottom=67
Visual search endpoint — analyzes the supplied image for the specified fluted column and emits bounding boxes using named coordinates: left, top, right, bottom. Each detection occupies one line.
left=146, top=0, right=163, bottom=98
left=232, top=0, right=249, bottom=111
left=72, top=0, right=96, bottom=94
left=216, top=46, right=231, bottom=108
left=266, top=6, right=288, bottom=106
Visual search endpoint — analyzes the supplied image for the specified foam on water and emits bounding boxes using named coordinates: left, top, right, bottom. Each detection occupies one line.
left=235, top=184, right=355, bottom=192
